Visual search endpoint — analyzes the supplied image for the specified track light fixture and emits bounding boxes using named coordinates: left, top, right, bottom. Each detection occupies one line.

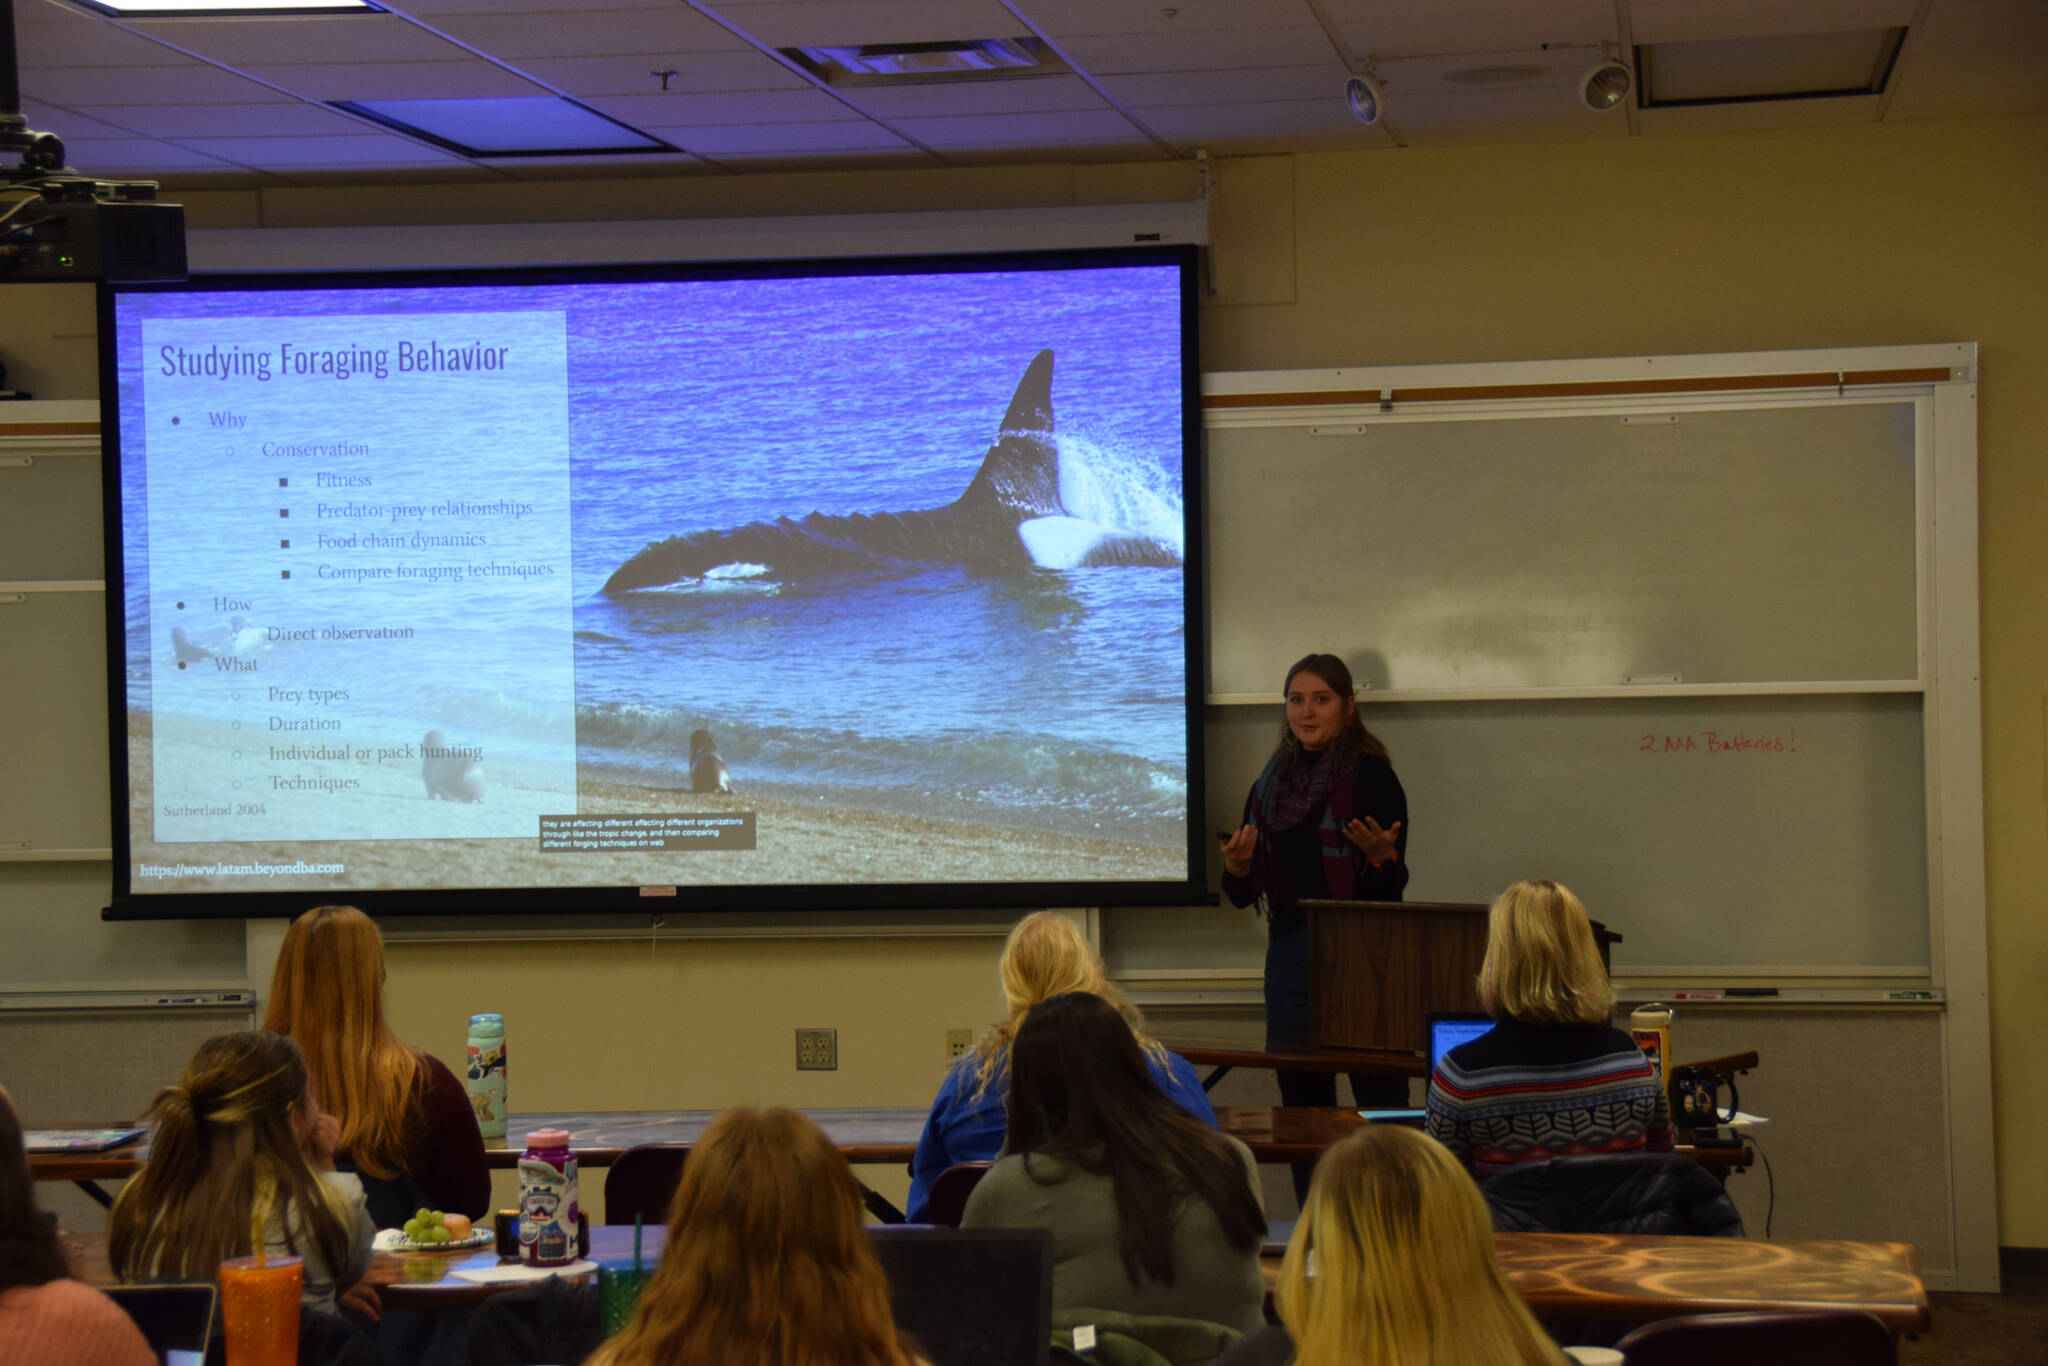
left=1580, top=55, right=1633, bottom=111
left=1345, top=73, right=1386, bottom=127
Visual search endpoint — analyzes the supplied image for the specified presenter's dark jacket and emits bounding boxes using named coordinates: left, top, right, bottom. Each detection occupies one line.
left=1219, top=750, right=1409, bottom=931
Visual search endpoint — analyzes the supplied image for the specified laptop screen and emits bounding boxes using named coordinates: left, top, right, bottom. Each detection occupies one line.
left=1427, top=1013, right=1496, bottom=1070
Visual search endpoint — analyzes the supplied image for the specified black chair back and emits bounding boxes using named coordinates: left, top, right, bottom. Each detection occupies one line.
left=922, top=1160, right=991, bottom=1227
left=1482, top=1152, right=1745, bottom=1237
left=603, top=1144, right=688, bottom=1225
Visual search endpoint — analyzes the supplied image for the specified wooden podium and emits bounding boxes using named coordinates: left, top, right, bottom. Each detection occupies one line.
left=1301, top=900, right=1620, bottom=1055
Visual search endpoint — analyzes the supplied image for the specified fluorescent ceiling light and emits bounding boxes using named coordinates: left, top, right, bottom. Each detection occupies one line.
left=786, top=38, right=1069, bottom=86
left=334, top=97, right=673, bottom=158
left=1640, top=28, right=1906, bottom=107
left=78, top=1, right=379, bottom=13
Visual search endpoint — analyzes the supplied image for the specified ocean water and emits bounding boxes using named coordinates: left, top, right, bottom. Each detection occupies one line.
left=116, top=263, right=1193, bottom=848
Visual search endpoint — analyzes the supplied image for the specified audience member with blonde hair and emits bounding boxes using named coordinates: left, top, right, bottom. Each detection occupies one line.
left=1424, top=880, right=1672, bottom=1176
left=589, top=1107, right=929, bottom=1366
left=905, top=911, right=1214, bottom=1222
left=963, top=992, right=1266, bottom=1349
left=108, top=1031, right=377, bottom=1324
left=1216, top=1124, right=1569, bottom=1366
left=265, top=904, right=489, bottom=1226
left=0, top=1083, right=155, bottom=1366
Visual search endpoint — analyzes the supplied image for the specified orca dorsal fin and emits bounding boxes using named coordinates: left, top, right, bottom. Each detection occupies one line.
left=959, top=349, right=1062, bottom=518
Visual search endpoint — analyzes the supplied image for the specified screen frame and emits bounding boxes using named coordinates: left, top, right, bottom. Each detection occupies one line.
left=99, top=243, right=1207, bottom=920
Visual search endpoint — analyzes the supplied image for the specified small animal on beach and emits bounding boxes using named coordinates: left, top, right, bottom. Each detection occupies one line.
left=689, top=729, right=733, bottom=795
left=422, top=729, right=485, bottom=803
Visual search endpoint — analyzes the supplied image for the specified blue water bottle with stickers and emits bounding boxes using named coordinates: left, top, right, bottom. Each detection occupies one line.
left=466, top=1013, right=507, bottom=1140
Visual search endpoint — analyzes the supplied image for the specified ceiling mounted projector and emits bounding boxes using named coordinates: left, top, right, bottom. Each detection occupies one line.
left=1345, top=74, right=1386, bottom=127
left=1581, top=56, right=1633, bottom=111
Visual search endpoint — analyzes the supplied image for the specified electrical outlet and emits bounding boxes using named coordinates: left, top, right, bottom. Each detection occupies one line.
left=946, top=1028, right=974, bottom=1061
left=796, top=1027, right=837, bottom=1071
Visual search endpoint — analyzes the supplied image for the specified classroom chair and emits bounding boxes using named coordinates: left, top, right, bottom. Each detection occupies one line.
left=603, top=1144, right=688, bottom=1226
left=923, top=1160, right=992, bottom=1227
left=1612, top=1309, right=1896, bottom=1365
left=1482, top=1152, right=1746, bottom=1238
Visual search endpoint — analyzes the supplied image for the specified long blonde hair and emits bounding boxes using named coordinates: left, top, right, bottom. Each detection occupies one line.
left=1474, top=879, right=1614, bottom=1025
left=968, top=911, right=1166, bottom=1100
left=589, top=1108, right=921, bottom=1366
left=109, top=1031, right=355, bottom=1284
left=264, top=905, right=423, bottom=1179
left=1278, top=1126, right=1566, bottom=1366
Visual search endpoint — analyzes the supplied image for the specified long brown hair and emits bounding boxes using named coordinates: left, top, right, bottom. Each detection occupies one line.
left=589, top=1108, right=921, bottom=1366
left=109, top=1031, right=355, bottom=1283
left=264, top=905, right=423, bottom=1179
left=968, top=911, right=1167, bottom=1101
left=1279, top=1126, right=1566, bottom=1366
left=1279, top=652, right=1390, bottom=763
left=1006, top=993, right=1264, bottom=1288
left=0, top=1085, right=70, bottom=1291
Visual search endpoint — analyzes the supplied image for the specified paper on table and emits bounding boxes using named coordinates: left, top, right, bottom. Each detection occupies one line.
left=451, top=1259, right=598, bottom=1285
left=1724, top=1111, right=1770, bottom=1128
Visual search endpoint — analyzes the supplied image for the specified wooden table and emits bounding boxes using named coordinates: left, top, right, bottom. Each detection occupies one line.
left=64, top=1224, right=1928, bottom=1331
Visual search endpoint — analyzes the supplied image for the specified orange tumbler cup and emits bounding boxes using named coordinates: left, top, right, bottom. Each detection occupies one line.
left=219, top=1255, right=302, bottom=1366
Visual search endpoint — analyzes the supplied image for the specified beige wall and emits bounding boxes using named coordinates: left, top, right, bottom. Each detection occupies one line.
left=8, top=111, right=2045, bottom=1244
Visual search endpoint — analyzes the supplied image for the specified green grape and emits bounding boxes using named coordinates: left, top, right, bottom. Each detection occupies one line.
left=415, top=1207, right=432, bottom=1224
left=426, top=1209, right=445, bottom=1228
left=402, top=1219, right=422, bottom=1239
left=432, top=1227, right=452, bottom=1244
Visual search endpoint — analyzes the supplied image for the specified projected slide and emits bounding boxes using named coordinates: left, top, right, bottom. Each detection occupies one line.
left=108, top=254, right=1196, bottom=906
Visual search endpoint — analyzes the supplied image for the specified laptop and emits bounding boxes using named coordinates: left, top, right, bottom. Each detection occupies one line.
left=868, top=1225, right=1052, bottom=1366
left=1426, top=1010, right=1497, bottom=1071
left=103, top=1283, right=215, bottom=1366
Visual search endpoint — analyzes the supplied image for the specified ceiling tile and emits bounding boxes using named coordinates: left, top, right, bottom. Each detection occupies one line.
left=16, top=15, right=204, bottom=65
left=519, top=51, right=816, bottom=97
left=669, top=119, right=914, bottom=155
left=123, top=15, right=475, bottom=64
left=1011, top=0, right=1322, bottom=39
left=585, top=88, right=860, bottom=127
left=67, top=102, right=372, bottom=138
left=174, top=134, right=470, bottom=167
left=1059, top=26, right=1340, bottom=74
left=1094, top=63, right=1350, bottom=107
left=236, top=60, right=552, bottom=100
left=887, top=108, right=1152, bottom=148
left=695, top=0, right=1025, bottom=48
left=425, top=9, right=752, bottom=59
left=1324, top=0, right=1615, bottom=58
left=24, top=62, right=288, bottom=105
left=1884, top=0, right=2048, bottom=121
left=48, top=137, right=244, bottom=171
left=17, top=104, right=150, bottom=140
left=835, top=74, right=1110, bottom=118
left=1133, top=96, right=1375, bottom=143
left=703, top=148, right=940, bottom=173
left=386, top=0, right=685, bottom=12
left=1629, top=0, right=1918, bottom=45
left=1383, top=88, right=1635, bottom=144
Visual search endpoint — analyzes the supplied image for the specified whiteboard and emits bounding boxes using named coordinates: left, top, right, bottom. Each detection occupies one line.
left=1205, top=402, right=1919, bottom=694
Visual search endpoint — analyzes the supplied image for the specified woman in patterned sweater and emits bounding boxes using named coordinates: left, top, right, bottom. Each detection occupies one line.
left=1424, top=879, right=1672, bottom=1177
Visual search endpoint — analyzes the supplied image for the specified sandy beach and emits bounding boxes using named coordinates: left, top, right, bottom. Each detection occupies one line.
left=126, top=714, right=1178, bottom=897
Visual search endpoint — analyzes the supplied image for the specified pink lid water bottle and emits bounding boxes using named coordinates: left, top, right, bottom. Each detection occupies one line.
left=517, top=1129, right=580, bottom=1267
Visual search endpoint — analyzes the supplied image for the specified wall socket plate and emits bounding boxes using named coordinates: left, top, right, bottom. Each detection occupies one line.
left=796, top=1027, right=837, bottom=1070
left=945, top=1028, right=974, bottom=1061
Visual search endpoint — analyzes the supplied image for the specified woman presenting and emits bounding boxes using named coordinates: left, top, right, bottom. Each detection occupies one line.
left=1220, top=652, right=1410, bottom=1114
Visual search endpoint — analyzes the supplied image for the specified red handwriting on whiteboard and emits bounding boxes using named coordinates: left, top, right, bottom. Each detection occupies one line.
left=1637, top=726, right=1797, bottom=754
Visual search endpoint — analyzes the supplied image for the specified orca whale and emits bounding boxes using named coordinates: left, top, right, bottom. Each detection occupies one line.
left=600, top=349, right=1178, bottom=594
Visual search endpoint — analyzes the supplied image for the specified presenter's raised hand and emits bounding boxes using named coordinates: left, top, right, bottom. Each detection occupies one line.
left=1220, top=825, right=1257, bottom=879
left=1344, top=816, right=1402, bottom=867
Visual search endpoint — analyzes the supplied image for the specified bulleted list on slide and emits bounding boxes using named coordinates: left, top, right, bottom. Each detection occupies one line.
left=141, top=311, right=577, bottom=844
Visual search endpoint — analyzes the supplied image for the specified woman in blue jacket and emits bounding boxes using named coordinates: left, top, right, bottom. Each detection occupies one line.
left=906, top=911, right=1215, bottom=1222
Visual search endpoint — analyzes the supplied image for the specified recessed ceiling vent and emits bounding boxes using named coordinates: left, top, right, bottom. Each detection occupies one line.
left=786, top=38, right=1070, bottom=86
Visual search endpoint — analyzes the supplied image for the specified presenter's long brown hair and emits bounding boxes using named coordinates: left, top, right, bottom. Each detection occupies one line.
left=589, top=1107, right=923, bottom=1366
left=108, top=1031, right=354, bottom=1283
left=1278, top=652, right=1390, bottom=763
left=264, top=904, right=422, bottom=1179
